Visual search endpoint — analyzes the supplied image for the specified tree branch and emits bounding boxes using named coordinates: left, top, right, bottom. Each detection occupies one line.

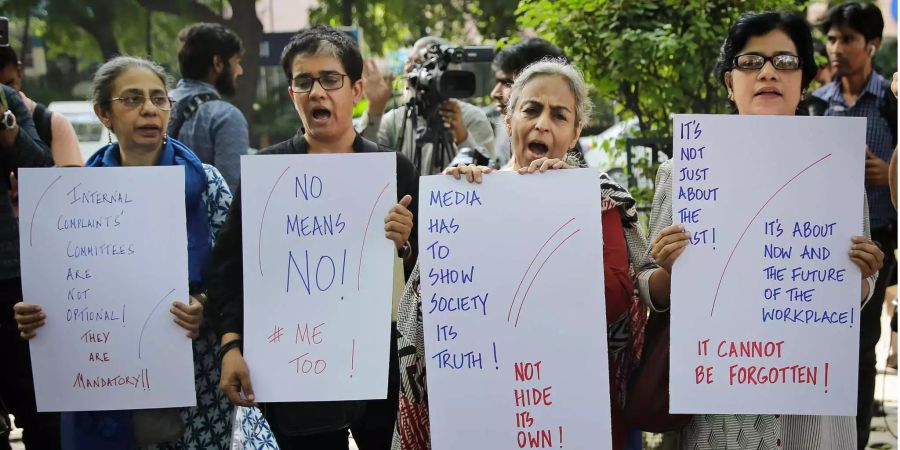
left=135, top=0, right=222, bottom=24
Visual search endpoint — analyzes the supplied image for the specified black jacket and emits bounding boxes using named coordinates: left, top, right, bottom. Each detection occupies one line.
left=205, top=132, right=418, bottom=435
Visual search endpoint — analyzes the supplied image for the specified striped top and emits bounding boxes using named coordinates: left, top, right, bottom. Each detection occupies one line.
left=648, top=160, right=868, bottom=449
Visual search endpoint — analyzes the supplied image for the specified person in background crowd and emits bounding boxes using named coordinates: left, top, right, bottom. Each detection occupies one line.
left=13, top=56, right=233, bottom=449
left=392, top=58, right=665, bottom=450
left=650, top=10, right=883, bottom=449
left=169, top=23, right=248, bottom=192
left=0, top=77, right=56, bottom=450
left=360, top=36, right=495, bottom=175
left=206, top=25, right=417, bottom=450
left=0, top=46, right=82, bottom=166
left=811, top=4, right=897, bottom=446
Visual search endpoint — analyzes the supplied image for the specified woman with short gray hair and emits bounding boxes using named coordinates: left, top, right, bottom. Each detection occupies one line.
left=393, top=59, right=666, bottom=450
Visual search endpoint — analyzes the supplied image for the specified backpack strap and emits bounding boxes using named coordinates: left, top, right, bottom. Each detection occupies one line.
left=167, top=92, right=221, bottom=140
left=32, top=102, right=53, bottom=148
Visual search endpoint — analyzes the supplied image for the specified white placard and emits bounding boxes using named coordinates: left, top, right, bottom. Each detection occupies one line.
left=420, top=169, right=611, bottom=450
left=241, top=153, right=396, bottom=401
left=19, top=167, right=195, bottom=412
left=670, top=114, right=866, bottom=415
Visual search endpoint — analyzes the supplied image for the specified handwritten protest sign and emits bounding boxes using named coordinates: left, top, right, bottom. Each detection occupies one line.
left=241, top=153, right=396, bottom=401
left=670, top=114, right=866, bottom=415
left=420, top=169, right=611, bottom=449
left=19, top=167, right=195, bottom=412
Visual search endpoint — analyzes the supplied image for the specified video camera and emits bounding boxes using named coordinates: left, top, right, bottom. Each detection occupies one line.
left=0, top=17, right=8, bottom=47
left=407, top=44, right=494, bottom=112
left=402, top=44, right=493, bottom=171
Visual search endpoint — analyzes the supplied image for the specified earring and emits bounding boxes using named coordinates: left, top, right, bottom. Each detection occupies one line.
left=107, top=128, right=113, bottom=145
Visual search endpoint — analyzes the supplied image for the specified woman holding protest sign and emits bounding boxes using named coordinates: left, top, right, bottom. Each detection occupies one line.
left=393, top=59, right=665, bottom=450
left=647, top=11, right=883, bottom=449
left=12, top=56, right=234, bottom=449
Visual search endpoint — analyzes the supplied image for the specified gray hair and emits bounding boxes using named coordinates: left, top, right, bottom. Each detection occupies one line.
left=91, top=56, right=171, bottom=114
left=505, top=58, right=592, bottom=126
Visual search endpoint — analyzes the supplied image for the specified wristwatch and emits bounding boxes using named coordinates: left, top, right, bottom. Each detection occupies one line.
left=0, top=110, right=15, bottom=130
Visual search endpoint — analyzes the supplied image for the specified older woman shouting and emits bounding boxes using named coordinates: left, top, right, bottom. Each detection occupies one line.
left=392, top=59, right=666, bottom=450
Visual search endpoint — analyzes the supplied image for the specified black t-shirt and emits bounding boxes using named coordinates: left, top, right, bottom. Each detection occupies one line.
left=206, top=131, right=419, bottom=339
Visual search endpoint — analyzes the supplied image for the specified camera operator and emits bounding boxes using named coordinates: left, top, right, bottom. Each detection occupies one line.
left=359, top=36, right=494, bottom=175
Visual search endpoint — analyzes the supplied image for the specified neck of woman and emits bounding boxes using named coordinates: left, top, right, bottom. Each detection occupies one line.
left=306, top=129, right=356, bottom=154
left=119, top=142, right=163, bottom=167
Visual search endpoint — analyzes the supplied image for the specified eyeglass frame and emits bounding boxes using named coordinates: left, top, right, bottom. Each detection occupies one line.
left=104, top=95, right=176, bottom=111
left=290, top=72, right=349, bottom=93
left=732, top=53, right=802, bottom=72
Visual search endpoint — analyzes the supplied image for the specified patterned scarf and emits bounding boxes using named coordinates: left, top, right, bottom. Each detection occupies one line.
left=61, top=136, right=211, bottom=450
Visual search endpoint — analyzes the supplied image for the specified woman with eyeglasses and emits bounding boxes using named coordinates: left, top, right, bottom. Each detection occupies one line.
left=647, top=11, right=883, bottom=449
left=12, top=56, right=234, bottom=449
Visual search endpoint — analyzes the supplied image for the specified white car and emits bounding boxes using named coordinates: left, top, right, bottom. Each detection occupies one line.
left=47, top=101, right=114, bottom=162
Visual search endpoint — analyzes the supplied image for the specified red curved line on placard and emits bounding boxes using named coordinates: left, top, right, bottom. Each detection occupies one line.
left=514, top=228, right=581, bottom=327
left=258, top=166, right=292, bottom=277
left=709, top=153, right=832, bottom=317
left=29, top=175, right=63, bottom=247
left=358, top=183, right=391, bottom=291
left=507, top=217, right=576, bottom=322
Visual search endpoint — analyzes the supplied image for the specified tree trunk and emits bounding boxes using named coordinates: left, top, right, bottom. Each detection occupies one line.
left=226, top=0, right=263, bottom=145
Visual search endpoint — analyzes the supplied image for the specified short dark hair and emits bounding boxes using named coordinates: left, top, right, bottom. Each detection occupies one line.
left=492, top=38, right=566, bottom=74
left=280, top=25, right=363, bottom=83
left=0, top=46, right=18, bottom=70
left=177, top=23, right=243, bottom=80
left=819, top=2, right=884, bottom=42
left=716, top=11, right=818, bottom=92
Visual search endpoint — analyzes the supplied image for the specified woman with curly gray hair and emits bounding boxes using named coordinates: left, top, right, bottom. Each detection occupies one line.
left=392, top=59, right=666, bottom=450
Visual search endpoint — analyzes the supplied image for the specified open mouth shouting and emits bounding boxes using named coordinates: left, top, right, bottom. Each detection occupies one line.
left=526, top=139, right=550, bottom=159
left=310, top=106, right=333, bottom=125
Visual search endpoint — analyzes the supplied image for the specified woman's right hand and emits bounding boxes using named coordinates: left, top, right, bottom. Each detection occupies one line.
left=13, top=303, right=46, bottom=340
left=650, top=224, right=691, bottom=274
left=445, top=164, right=494, bottom=184
left=220, top=347, right=256, bottom=407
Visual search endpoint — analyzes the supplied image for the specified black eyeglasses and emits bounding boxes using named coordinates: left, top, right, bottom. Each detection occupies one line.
left=290, top=73, right=348, bottom=93
left=106, top=95, right=175, bottom=110
left=733, top=54, right=801, bottom=71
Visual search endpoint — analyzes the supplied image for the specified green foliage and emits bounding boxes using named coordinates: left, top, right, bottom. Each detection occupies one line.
left=309, top=0, right=519, bottom=55
left=517, top=0, right=806, bottom=206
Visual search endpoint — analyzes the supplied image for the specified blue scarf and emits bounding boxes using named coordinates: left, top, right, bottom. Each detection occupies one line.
left=63, top=136, right=210, bottom=449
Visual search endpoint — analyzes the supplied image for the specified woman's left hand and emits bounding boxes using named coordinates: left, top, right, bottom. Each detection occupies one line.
left=850, top=235, right=883, bottom=280
left=517, top=157, right=573, bottom=174
left=445, top=164, right=493, bottom=184
left=171, top=296, right=203, bottom=339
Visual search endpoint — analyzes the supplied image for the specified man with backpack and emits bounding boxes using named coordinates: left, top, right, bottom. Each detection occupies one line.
left=0, top=46, right=82, bottom=166
left=170, top=23, right=248, bottom=191
left=812, top=3, right=897, bottom=448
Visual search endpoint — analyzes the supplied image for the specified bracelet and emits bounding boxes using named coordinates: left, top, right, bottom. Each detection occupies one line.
left=398, top=240, right=412, bottom=259
left=217, top=339, right=242, bottom=364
